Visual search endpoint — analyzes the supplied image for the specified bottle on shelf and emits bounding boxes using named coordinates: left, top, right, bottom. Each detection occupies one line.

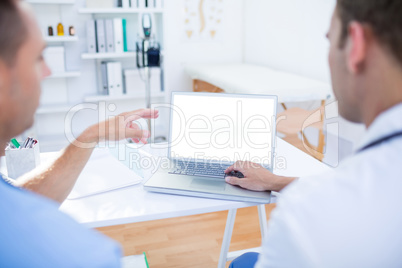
left=57, top=23, right=64, bottom=36
left=69, top=26, right=75, bottom=36
left=48, top=26, right=53, bottom=36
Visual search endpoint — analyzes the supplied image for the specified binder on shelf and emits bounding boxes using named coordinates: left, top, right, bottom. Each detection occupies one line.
left=138, top=0, right=145, bottom=8
left=155, top=0, right=163, bottom=8
left=113, top=18, right=124, bottom=53
left=105, top=19, right=115, bottom=53
left=106, top=62, right=116, bottom=96
left=95, top=19, right=106, bottom=53
left=122, top=0, right=130, bottom=8
left=113, top=62, right=124, bottom=96
left=122, top=19, right=128, bottom=52
left=106, top=62, right=123, bottom=96
left=100, top=62, right=109, bottom=95
left=86, top=20, right=97, bottom=54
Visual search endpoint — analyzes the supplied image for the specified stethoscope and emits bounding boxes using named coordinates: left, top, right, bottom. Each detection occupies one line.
left=358, top=131, right=402, bottom=153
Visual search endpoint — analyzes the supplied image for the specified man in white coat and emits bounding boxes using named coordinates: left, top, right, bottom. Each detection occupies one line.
left=226, top=0, right=402, bottom=266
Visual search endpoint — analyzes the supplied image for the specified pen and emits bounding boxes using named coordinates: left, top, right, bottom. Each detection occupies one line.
left=11, top=139, right=20, bottom=149
left=31, top=140, right=38, bottom=148
left=143, top=252, right=149, bottom=268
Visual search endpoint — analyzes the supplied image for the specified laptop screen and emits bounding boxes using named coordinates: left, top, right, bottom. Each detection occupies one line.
left=169, top=93, right=277, bottom=168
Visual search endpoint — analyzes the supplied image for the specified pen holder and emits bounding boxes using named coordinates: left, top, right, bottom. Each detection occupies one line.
left=5, top=142, right=41, bottom=179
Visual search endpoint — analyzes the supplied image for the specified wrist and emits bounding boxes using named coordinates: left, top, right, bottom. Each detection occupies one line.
left=72, top=125, right=99, bottom=149
left=270, top=175, right=297, bottom=192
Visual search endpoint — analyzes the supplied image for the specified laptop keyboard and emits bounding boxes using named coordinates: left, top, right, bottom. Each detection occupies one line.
left=169, top=161, right=228, bottom=178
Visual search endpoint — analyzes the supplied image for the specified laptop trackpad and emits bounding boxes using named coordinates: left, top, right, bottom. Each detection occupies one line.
left=190, top=179, right=226, bottom=192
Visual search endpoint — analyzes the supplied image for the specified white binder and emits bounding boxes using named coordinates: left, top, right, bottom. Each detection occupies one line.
left=138, top=0, right=145, bottom=8
left=106, top=62, right=116, bottom=95
left=107, top=62, right=123, bottom=96
left=122, top=0, right=130, bottom=8
left=95, top=19, right=106, bottom=53
left=86, top=20, right=97, bottom=53
left=105, top=19, right=115, bottom=53
left=100, top=62, right=109, bottom=95
left=113, top=18, right=124, bottom=53
left=113, top=62, right=124, bottom=96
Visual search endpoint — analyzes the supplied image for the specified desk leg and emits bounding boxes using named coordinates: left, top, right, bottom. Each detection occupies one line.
left=258, top=204, right=268, bottom=238
left=218, top=209, right=237, bottom=268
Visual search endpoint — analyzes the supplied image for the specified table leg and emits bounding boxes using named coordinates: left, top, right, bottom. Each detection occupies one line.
left=218, top=208, right=237, bottom=268
left=258, top=204, right=268, bottom=238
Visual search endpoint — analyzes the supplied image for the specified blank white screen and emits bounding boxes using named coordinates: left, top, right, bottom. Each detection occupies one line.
left=170, top=94, right=275, bottom=166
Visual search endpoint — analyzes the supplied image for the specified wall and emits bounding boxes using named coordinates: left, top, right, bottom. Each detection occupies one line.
left=163, top=0, right=244, bottom=93
left=243, top=0, right=366, bottom=146
left=244, top=0, right=334, bottom=82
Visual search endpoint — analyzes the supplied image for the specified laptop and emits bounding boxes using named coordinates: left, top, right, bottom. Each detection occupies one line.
left=144, top=92, right=277, bottom=203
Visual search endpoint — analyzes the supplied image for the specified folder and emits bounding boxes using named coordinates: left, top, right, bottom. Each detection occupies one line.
left=95, top=19, right=106, bottom=53
left=107, top=62, right=123, bottom=96
left=113, top=62, right=124, bottom=96
left=86, top=20, right=97, bottom=53
left=122, top=19, right=128, bottom=52
left=113, top=18, right=124, bottom=53
left=155, top=0, right=163, bottom=8
left=122, top=0, right=130, bottom=8
left=138, top=0, right=145, bottom=8
left=105, top=19, right=115, bottom=53
left=100, top=62, right=109, bottom=95
left=106, top=62, right=116, bottom=95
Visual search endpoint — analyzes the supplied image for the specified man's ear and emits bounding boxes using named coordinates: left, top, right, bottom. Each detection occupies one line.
left=346, top=21, right=367, bottom=74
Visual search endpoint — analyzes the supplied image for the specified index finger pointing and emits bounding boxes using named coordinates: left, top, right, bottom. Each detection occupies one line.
left=124, top=109, right=159, bottom=120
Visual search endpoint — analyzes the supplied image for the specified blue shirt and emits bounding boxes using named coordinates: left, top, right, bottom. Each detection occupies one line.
left=0, top=175, right=122, bottom=267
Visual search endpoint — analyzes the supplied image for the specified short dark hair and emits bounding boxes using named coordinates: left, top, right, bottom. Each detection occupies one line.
left=337, top=0, right=402, bottom=66
left=0, top=0, right=28, bottom=65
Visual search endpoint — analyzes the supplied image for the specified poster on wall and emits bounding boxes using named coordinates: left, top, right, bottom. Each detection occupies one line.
left=183, top=0, right=224, bottom=42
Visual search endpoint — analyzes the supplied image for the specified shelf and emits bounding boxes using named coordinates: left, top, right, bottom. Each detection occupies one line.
left=84, top=92, right=165, bottom=102
left=81, top=52, right=136, bottom=60
left=27, top=0, right=75, bottom=4
left=46, top=71, right=81, bottom=79
left=36, top=105, right=72, bottom=115
left=44, top=36, right=79, bottom=43
left=78, top=8, right=163, bottom=14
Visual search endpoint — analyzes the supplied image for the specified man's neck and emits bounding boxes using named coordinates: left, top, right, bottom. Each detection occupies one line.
left=362, top=61, right=402, bottom=128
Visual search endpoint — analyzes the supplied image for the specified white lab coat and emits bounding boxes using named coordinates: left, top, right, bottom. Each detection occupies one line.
left=256, top=103, right=402, bottom=268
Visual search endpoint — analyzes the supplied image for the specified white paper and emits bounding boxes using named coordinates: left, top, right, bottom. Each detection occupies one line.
left=121, top=254, right=147, bottom=268
left=67, top=148, right=142, bottom=200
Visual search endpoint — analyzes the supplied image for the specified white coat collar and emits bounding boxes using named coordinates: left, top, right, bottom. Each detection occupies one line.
left=356, top=103, right=402, bottom=152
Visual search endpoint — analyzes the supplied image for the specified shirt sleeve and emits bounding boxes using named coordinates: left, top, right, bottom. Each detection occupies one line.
left=0, top=179, right=122, bottom=268
left=255, top=180, right=319, bottom=267
left=255, top=170, right=339, bottom=268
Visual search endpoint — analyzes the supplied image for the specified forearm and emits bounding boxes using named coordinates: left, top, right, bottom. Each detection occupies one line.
left=16, top=126, right=98, bottom=203
left=269, top=176, right=297, bottom=192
